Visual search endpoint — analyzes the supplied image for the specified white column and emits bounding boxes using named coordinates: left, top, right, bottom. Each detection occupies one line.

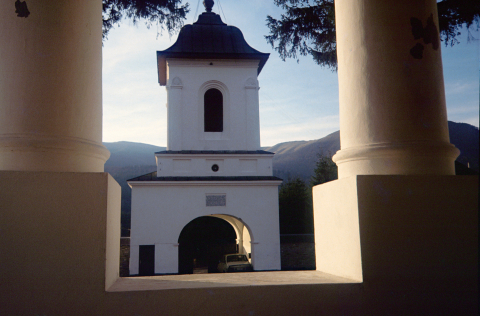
left=166, top=77, right=183, bottom=151
left=236, top=222, right=245, bottom=254
left=0, top=1, right=109, bottom=172
left=245, top=78, right=261, bottom=150
left=242, top=226, right=252, bottom=256
left=333, top=0, right=459, bottom=178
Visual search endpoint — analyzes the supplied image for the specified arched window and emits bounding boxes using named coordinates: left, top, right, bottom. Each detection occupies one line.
left=204, top=88, right=223, bottom=132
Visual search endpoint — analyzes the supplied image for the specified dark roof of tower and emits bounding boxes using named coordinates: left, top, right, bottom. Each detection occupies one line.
left=156, top=12, right=269, bottom=85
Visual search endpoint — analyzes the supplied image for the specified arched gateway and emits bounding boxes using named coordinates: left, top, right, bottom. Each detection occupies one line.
left=177, top=215, right=252, bottom=274
left=128, top=2, right=282, bottom=276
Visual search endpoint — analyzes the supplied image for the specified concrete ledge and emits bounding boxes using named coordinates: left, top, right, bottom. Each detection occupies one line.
left=107, top=271, right=359, bottom=292
left=1, top=172, right=477, bottom=315
left=313, top=175, right=478, bottom=313
left=0, top=171, right=121, bottom=312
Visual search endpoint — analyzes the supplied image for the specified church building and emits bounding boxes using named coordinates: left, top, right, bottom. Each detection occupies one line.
left=128, top=1, right=282, bottom=275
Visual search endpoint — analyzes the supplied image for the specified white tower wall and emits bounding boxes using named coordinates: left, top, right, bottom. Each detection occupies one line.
left=165, top=59, right=261, bottom=151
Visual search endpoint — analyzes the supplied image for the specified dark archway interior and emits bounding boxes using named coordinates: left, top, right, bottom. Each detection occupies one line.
left=204, top=88, right=223, bottom=132
left=178, top=216, right=237, bottom=274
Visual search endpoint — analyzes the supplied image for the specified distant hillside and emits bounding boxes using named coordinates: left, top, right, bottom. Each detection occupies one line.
left=103, top=121, right=479, bottom=235
left=104, top=141, right=165, bottom=167
left=448, top=121, right=479, bottom=171
left=264, top=130, right=340, bottom=182
left=263, top=121, right=479, bottom=182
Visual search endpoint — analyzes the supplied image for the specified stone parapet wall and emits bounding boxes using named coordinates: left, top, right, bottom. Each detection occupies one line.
left=280, top=242, right=316, bottom=271
left=120, top=245, right=130, bottom=277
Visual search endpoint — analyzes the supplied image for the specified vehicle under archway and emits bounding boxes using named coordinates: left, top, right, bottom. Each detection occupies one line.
left=178, top=216, right=237, bottom=274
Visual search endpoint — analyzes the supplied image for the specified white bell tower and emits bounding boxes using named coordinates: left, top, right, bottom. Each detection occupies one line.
left=163, top=59, right=263, bottom=152
left=129, top=1, right=282, bottom=276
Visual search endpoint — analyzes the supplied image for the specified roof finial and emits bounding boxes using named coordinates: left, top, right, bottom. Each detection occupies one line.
left=203, top=0, right=214, bottom=12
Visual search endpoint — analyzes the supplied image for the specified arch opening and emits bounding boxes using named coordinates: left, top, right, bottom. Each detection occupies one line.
left=204, top=88, right=223, bottom=132
left=177, top=215, right=254, bottom=274
left=178, top=216, right=236, bottom=274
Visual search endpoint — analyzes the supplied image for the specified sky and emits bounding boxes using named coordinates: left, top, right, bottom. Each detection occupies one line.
left=102, top=1, right=479, bottom=147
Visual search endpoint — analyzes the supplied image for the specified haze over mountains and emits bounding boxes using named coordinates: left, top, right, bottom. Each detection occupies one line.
left=104, top=121, right=479, bottom=234
left=105, top=121, right=478, bottom=177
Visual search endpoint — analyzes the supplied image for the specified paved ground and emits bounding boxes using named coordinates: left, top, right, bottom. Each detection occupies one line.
left=108, top=270, right=358, bottom=291
left=193, top=267, right=209, bottom=274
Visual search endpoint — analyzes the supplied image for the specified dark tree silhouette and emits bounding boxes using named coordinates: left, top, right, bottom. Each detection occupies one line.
left=438, top=0, right=480, bottom=46
left=279, top=178, right=313, bottom=234
left=102, top=0, right=189, bottom=40
left=266, top=0, right=480, bottom=69
left=310, top=153, right=337, bottom=187
left=266, top=0, right=336, bottom=70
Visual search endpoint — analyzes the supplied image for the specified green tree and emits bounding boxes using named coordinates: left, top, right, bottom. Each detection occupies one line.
left=310, top=153, right=337, bottom=186
left=266, top=0, right=480, bottom=69
left=102, top=0, right=189, bottom=40
left=438, top=0, right=480, bottom=46
left=278, top=178, right=313, bottom=234
left=265, top=0, right=336, bottom=70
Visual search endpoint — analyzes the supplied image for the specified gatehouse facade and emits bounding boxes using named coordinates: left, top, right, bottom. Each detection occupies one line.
left=128, top=2, right=282, bottom=275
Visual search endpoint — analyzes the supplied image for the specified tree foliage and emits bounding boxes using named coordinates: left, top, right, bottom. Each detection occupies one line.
left=310, top=153, right=337, bottom=186
left=278, top=154, right=337, bottom=234
left=102, top=0, right=189, bottom=40
left=437, top=0, right=480, bottom=46
left=266, top=0, right=480, bottom=69
left=278, top=178, right=313, bottom=234
left=266, top=0, right=337, bottom=70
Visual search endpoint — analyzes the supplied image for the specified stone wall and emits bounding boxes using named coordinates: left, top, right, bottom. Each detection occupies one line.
left=280, top=242, right=316, bottom=270
left=120, top=238, right=130, bottom=277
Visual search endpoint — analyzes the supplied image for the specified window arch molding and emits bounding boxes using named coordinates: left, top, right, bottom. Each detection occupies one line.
left=198, top=81, right=230, bottom=139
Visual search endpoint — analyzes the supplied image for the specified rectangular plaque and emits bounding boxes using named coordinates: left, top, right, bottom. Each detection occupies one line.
left=206, top=194, right=226, bottom=206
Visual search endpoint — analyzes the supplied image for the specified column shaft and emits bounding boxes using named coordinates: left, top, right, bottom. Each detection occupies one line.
left=0, top=1, right=109, bottom=172
left=333, top=0, right=459, bottom=177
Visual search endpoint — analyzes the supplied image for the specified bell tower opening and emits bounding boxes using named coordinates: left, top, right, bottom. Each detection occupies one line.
left=204, top=88, right=223, bottom=132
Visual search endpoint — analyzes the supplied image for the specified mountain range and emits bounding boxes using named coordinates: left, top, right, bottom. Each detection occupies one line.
left=104, top=121, right=479, bottom=234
